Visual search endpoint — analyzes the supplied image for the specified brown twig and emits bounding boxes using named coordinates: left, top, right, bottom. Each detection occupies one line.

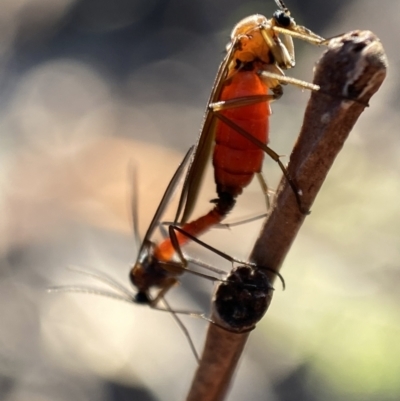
left=251, top=30, right=387, bottom=277
left=186, top=325, right=250, bottom=401
left=186, top=30, right=387, bottom=401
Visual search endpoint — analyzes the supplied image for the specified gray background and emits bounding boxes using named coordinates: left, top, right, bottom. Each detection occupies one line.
left=1, top=0, right=398, bottom=400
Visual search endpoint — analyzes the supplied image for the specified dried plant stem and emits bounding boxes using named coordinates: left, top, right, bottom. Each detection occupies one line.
left=186, top=30, right=387, bottom=401
left=251, top=30, right=387, bottom=276
left=186, top=325, right=250, bottom=401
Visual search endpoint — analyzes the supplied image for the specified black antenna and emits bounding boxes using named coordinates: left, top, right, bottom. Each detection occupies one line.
left=129, top=162, right=141, bottom=251
left=49, top=266, right=204, bottom=362
left=274, top=0, right=290, bottom=15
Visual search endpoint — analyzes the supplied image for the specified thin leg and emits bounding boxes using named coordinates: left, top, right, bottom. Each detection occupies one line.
left=129, top=162, right=141, bottom=251
left=171, top=225, right=285, bottom=288
left=150, top=277, right=179, bottom=307
left=215, top=213, right=268, bottom=228
left=158, top=221, right=169, bottom=239
left=211, top=94, right=277, bottom=112
left=166, top=225, right=226, bottom=276
left=259, top=70, right=320, bottom=91
left=272, top=26, right=325, bottom=45
left=256, top=172, right=271, bottom=210
left=160, top=297, right=200, bottom=363
left=211, top=110, right=310, bottom=214
left=158, top=259, right=225, bottom=280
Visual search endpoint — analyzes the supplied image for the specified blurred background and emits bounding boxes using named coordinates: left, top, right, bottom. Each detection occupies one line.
left=0, top=0, right=398, bottom=400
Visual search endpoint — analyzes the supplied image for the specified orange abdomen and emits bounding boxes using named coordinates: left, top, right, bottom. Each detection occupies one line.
left=213, top=71, right=271, bottom=197
left=154, top=209, right=225, bottom=262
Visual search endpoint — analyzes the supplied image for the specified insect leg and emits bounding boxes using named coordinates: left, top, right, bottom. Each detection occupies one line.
left=211, top=111, right=309, bottom=214
left=171, top=225, right=285, bottom=289
left=256, top=172, right=271, bottom=211
left=272, top=25, right=325, bottom=46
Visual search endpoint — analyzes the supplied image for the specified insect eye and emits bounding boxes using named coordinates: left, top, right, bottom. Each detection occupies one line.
left=135, top=292, right=150, bottom=304
left=273, top=10, right=291, bottom=27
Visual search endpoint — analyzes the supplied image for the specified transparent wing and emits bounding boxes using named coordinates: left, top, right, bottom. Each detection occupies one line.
left=176, top=43, right=238, bottom=224
left=137, top=146, right=195, bottom=256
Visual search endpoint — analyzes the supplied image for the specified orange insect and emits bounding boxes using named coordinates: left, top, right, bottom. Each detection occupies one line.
left=51, top=148, right=198, bottom=307
left=133, top=0, right=325, bottom=282
left=50, top=149, right=220, bottom=360
left=179, top=0, right=325, bottom=225
left=127, top=147, right=272, bottom=308
left=51, top=148, right=282, bottom=357
left=55, top=1, right=323, bottom=313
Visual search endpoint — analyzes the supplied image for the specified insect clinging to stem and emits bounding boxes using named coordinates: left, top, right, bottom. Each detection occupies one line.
left=151, top=0, right=326, bottom=265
